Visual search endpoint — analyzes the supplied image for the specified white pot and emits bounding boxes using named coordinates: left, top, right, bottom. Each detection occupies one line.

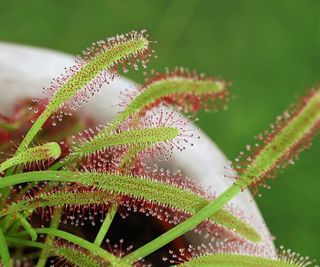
left=0, top=42, right=275, bottom=255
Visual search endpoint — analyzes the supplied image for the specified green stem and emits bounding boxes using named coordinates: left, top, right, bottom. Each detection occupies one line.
left=0, top=227, right=11, bottom=267
left=6, top=237, right=47, bottom=249
left=18, top=217, right=37, bottom=241
left=49, top=157, right=74, bottom=170
left=17, top=112, right=49, bottom=154
left=0, top=158, right=16, bottom=173
left=36, top=209, right=61, bottom=267
left=7, top=221, right=21, bottom=235
left=12, top=228, right=122, bottom=265
left=94, top=204, right=118, bottom=247
left=4, top=167, right=15, bottom=177
left=122, top=183, right=242, bottom=264
left=0, top=166, right=17, bottom=206
left=0, top=171, right=78, bottom=189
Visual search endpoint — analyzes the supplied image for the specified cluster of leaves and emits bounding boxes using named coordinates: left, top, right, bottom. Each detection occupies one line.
left=0, top=30, right=319, bottom=267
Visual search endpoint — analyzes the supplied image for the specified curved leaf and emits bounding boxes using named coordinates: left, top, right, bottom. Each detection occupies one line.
left=0, top=171, right=260, bottom=242
left=176, top=253, right=313, bottom=267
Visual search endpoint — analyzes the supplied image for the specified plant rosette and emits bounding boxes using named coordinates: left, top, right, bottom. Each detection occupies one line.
left=0, top=42, right=276, bottom=262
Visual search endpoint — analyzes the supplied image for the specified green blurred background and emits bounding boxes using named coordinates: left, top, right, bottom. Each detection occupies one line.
left=1, top=0, right=319, bottom=262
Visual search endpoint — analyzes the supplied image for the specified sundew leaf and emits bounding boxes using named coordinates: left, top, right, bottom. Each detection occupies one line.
left=0, top=171, right=261, bottom=242
left=233, top=89, right=320, bottom=189
left=110, top=67, right=229, bottom=132
left=2, top=188, right=114, bottom=217
left=44, top=241, right=104, bottom=267
left=175, top=253, right=314, bottom=267
left=51, top=109, right=194, bottom=170
left=18, top=30, right=151, bottom=153
left=0, top=142, right=61, bottom=173
left=42, top=30, right=151, bottom=116
left=71, top=126, right=179, bottom=159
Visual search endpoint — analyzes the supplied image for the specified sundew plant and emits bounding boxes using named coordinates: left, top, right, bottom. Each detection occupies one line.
left=0, top=30, right=319, bottom=267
